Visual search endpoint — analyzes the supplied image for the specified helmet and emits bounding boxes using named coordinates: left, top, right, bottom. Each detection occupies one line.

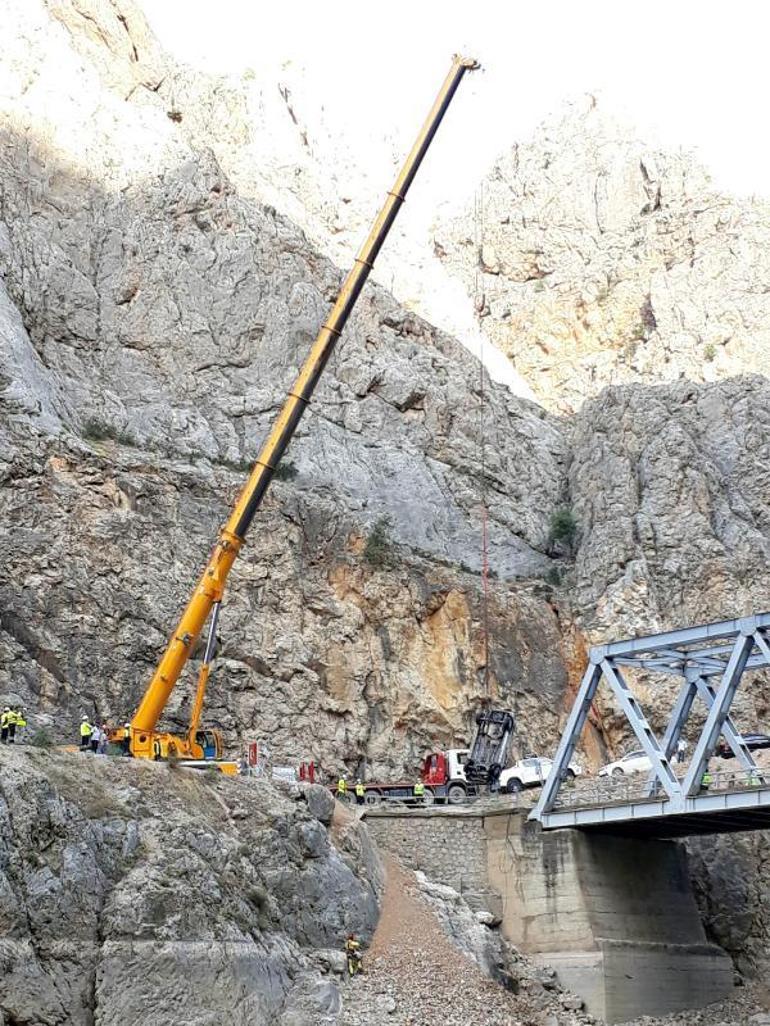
left=124, top=723, right=130, bottom=729
left=81, top=715, right=89, bottom=721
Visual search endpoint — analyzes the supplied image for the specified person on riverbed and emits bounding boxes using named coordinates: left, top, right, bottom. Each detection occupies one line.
left=345, top=934, right=362, bottom=976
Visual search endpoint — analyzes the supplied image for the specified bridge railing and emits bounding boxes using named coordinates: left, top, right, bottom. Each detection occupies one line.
left=552, top=768, right=767, bottom=810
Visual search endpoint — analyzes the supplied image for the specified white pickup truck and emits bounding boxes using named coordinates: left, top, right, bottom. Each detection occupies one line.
left=499, top=755, right=582, bottom=794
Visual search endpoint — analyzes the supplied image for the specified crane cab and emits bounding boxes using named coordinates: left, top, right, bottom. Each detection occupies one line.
left=194, top=730, right=220, bottom=760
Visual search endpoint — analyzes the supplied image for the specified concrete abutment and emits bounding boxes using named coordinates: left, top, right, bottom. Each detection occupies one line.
left=365, top=806, right=732, bottom=1022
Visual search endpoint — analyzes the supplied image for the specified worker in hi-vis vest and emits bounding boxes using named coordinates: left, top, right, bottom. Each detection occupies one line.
left=80, top=716, right=93, bottom=751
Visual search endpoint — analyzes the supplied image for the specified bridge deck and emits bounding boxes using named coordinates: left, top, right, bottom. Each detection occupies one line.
left=541, top=782, right=770, bottom=837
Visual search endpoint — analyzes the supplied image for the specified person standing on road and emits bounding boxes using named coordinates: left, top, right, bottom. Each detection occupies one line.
left=97, top=724, right=109, bottom=755
left=336, top=775, right=347, bottom=801
left=121, top=723, right=132, bottom=757
left=676, top=739, right=688, bottom=765
left=0, top=707, right=10, bottom=744
left=354, top=779, right=365, bottom=806
left=80, top=716, right=93, bottom=751
left=90, top=723, right=101, bottom=754
left=413, top=779, right=425, bottom=805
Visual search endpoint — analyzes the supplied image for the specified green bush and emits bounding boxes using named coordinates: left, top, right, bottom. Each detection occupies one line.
left=273, top=460, right=298, bottom=481
left=629, top=321, right=647, bottom=342
left=82, top=418, right=137, bottom=447
left=704, top=343, right=716, bottom=362
left=30, top=728, right=54, bottom=748
left=546, top=566, right=562, bottom=587
left=364, top=516, right=394, bottom=569
left=549, top=507, right=578, bottom=548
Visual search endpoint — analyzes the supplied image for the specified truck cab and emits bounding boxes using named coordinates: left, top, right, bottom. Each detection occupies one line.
left=421, top=748, right=470, bottom=803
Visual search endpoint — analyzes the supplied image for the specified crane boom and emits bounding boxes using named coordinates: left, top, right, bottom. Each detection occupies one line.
left=128, top=55, right=479, bottom=760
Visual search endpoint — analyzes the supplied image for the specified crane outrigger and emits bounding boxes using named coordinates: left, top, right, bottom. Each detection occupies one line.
left=118, top=55, right=479, bottom=767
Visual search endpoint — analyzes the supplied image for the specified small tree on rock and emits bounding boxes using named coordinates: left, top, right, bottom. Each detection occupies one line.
left=364, top=516, right=394, bottom=569
left=548, top=507, right=578, bottom=554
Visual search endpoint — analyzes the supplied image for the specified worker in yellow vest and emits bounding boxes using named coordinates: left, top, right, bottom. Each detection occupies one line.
left=345, top=934, right=363, bottom=976
left=8, top=708, right=26, bottom=744
left=80, top=716, right=93, bottom=751
left=413, top=779, right=425, bottom=805
left=355, top=779, right=366, bottom=806
left=0, top=707, right=10, bottom=745
left=336, top=775, right=347, bottom=801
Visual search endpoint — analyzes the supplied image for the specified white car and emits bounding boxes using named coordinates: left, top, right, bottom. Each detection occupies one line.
left=598, top=750, right=652, bottom=777
left=499, top=755, right=582, bottom=794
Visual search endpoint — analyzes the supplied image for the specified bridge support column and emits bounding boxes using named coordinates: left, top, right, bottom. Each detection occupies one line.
left=484, top=817, right=733, bottom=1023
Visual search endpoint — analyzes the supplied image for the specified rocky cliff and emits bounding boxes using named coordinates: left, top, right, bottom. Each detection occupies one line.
left=0, top=0, right=576, bottom=778
left=436, top=98, right=770, bottom=414
left=5, top=0, right=770, bottom=1012
left=3, top=0, right=770, bottom=779
left=0, top=746, right=381, bottom=1025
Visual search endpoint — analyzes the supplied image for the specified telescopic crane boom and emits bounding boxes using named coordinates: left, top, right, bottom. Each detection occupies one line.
left=124, top=55, right=479, bottom=763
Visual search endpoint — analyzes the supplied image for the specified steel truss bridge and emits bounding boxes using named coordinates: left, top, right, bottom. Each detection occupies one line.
left=531, top=613, right=770, bottom=837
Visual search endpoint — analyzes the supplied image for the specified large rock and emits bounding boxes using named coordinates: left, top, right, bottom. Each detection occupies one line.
left=436, top=98, right=770, bottom=412
left=0, top=746, right=379, bottom=1025
left=566, top=375, right=770, bottom=741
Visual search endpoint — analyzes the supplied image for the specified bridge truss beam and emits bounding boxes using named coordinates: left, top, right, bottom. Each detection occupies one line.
left=533, top=612, right=770, bottom=825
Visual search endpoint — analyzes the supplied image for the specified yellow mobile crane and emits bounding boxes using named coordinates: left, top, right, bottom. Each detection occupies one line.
left=119, top=55, right=479, bottom=768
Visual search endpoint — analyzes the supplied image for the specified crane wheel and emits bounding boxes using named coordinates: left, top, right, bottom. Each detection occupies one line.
left=447, top=783, right=466, bottom=805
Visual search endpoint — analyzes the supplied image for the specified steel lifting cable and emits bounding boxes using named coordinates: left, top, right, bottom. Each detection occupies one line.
left=473, top=184, right=491, bottom=701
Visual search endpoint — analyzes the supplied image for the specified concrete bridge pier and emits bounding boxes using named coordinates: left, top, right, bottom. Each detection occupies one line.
left=365, top=807, right=733, bottom=1023
left=489, top=816, right=732, bottom=1022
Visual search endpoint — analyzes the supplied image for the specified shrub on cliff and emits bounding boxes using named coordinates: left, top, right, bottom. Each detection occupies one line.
left=364, top=516, right=394, bottom=569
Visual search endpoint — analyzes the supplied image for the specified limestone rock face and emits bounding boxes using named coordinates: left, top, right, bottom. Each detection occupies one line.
left=566, top=376, right=770, bottom=742
left=687, top=830, right=770, bottom=980
left=0, top=0, right=573, bottom=777
left=436, top=98, right=770, bottom=412
left=571, top=376, right=770, bottom=632
left=0, top=747, right=381, bottom=1025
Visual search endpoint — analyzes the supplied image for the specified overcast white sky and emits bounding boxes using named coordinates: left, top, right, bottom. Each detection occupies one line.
left=146, top=0, right=770, bottom=200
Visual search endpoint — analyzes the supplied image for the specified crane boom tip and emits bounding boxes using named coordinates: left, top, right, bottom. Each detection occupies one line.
left=454, top=55, right=481, bottom=71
